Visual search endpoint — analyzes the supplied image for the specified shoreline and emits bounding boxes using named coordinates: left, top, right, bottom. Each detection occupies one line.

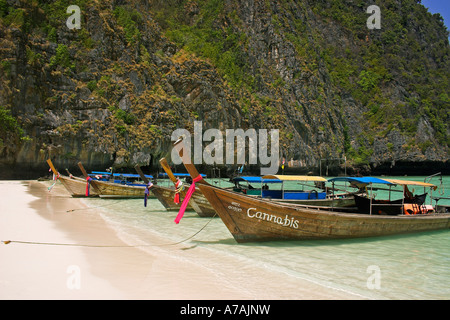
left=1, top=158, right=449, bottom=180
left=0, top=180, right=363, bottom=300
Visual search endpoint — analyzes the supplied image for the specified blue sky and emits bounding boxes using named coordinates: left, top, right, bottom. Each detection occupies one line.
left=421, top=0, right=450, bottom=33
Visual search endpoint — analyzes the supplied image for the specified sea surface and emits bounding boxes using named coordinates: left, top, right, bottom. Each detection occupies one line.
left=84, top=175, right=450, bottom=300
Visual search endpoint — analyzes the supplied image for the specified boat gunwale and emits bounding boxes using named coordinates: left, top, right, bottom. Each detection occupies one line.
left=200, top=182, right=450, bottom=221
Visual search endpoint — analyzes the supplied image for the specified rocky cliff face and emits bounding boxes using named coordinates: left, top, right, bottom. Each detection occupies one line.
left=0, top=0, right=448, bottom=178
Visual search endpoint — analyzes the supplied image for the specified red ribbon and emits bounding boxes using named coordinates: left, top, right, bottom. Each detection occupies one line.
left=174, top=179, right=182, bottom=204
left=174, top=175, right=203, bottom=224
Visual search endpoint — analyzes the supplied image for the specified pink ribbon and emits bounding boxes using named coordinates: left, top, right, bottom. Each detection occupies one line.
left=144, top=182, right=153, bottom=207
left=174, top=175, right=203, bottom=224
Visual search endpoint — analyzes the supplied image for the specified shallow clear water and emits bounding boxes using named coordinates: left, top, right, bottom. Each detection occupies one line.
left=85, top=175, right=450, bottom=299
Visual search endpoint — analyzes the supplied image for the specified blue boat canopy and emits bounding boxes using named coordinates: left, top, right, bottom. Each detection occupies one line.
left=91, top=171, right=112, bottom=176
left=263, top=175, right=327, bottom=182
left=233, top=176, right=282, bottom=184
left=158, top=173, right=207, bottom=178
left=328, top=177, right=394, bottom=185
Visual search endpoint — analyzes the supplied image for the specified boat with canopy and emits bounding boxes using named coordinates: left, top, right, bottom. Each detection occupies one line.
left=47, top=159, right=156, bottom=198
left=157, top=158, right=214, bottom=217
left=134, top=163, right=215, bottom=217
left=171, top=138, right=450, bottom=242
left=78, top=162, right=152, bottom=198
left=328, top=177, right=435, bottom=215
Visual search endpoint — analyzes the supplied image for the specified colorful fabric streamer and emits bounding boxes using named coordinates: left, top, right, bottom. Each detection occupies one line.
left=174, top=179, right=183, bottom=204
left=174, top=175, right=203, bottom=224
left=144, top=181, right=153, bottom=207
left=85, top=176, right=92, bottom=196
left=48, top=173, right=59, bottom=192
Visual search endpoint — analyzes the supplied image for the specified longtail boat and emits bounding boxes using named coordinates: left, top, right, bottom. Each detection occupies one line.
left=159, top=158, right=216, bottom=217
left=329, top=177, right=434, bottom=215
left=172, top=139, right=450, bottom=243
left=134, top=164, right=196, bottom=212
left=47, top=159, right=99, bottom=197
left=92, top=180, right=147, bottom=198
left=77, top=162, right=150, bottom=198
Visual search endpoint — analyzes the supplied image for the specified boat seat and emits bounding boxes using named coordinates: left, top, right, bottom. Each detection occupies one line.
left=404, top=204, right=434, bottom=215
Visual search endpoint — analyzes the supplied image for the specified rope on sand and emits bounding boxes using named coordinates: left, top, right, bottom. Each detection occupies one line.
left=1, top=214, right=217, bottom=248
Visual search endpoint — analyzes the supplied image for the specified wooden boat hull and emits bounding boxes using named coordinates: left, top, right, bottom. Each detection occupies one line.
left=59, top=175, right=99, bottom=197
left=198, top=183, right=450, bottom=243
left=150, top=185, right=215, bottom=217
left=191, top=189, right=217, bottom=217
left=151, top=185, right=195, bottom=212
left=92, top=180, right=148, bottom=198
left=59, top=175, right=151, bottom=198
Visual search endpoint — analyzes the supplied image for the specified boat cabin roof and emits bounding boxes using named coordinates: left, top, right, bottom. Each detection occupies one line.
left=328, top=177, right=393, bottom=185
left=328, top=177, right=436, bottom=188
left=383, top=178, right=436, bottom=188
left=233, top=176, right=281, bottom=183
left=262, top=175, right=327, bottom=182
left=158, top=173, right=207, bottom=178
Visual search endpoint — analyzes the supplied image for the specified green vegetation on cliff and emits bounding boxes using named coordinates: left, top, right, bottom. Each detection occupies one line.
left=151, top=0, right=449, bottom=165
left=0, top=0, right=448, bottom=175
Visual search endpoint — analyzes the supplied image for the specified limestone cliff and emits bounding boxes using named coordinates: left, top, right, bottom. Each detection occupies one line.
left=0, top=0, right=448, bottom=178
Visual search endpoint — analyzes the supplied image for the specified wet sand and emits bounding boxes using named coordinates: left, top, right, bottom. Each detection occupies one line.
left=0, top=180, right=362, bottom=300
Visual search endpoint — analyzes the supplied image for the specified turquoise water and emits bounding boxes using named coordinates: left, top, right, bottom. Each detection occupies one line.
left=86, top=175, right=450, bottom=300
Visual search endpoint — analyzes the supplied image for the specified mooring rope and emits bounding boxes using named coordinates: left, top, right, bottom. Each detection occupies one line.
left=65, top=199, right=123, bottom=213
left=1, top=213, right=217, bottom=248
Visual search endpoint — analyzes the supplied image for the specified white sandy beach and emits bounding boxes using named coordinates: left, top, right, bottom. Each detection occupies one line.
left=0, top=180, right=362, bottom=300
